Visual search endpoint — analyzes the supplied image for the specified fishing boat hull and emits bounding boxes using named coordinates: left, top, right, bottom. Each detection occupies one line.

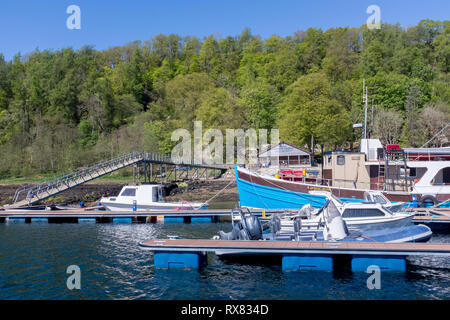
left=235, top=166, right=450, bottom=209
left=235, top=166, right=367, bottom=209
left=236, top=166, right=413, bottom=209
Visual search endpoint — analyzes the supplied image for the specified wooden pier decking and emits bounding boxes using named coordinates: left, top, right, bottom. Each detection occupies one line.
left=140, top=239, right=450, bottom=256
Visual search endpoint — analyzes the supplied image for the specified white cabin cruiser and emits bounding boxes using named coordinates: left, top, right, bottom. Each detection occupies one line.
left=295, top=191, right=413, bottom=230
left=100, top=184, right=208, bottom=211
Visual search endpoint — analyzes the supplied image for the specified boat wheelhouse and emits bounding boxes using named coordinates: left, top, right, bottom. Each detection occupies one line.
left=100, top=184, right=208, bottom=211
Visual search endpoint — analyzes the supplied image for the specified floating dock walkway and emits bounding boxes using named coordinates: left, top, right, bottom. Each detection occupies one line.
left=0, top=208, right=298, bottom=224
left=1, top=207, right=450, bottom=229
left=139, top=239, right=450, bottom=272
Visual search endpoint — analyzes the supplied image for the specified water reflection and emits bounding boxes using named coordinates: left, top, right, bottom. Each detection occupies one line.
left=0, top=222, right=449, bottom=299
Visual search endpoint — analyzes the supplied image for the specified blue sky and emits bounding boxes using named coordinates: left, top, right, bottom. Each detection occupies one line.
left=0, top=0, right=449, bottom=60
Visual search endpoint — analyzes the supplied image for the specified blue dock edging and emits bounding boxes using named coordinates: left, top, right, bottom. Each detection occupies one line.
left=154, top=252, right=208, bottom=269
left=282, top=254, right=333, bottom=271
left=140, top=239, right=450, bottom=272
left=351, top=255, right=407, bottom=272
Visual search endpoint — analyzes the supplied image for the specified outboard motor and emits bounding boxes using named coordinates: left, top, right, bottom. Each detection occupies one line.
left=322, top=201, right=348, bottom=241
left=219, top=208, right=262, bottom=240
left=241, top=214, right=263, bottom=240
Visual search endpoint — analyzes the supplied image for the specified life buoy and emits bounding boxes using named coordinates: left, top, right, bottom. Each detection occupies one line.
left=419, top=195, right=438, bottom=208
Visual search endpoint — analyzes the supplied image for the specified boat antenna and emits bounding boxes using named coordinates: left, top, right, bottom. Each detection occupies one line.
left=362, top=79, right=369, bottom=140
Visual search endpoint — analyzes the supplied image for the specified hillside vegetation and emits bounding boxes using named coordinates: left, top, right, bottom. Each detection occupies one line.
left=0, top=20, right=449, bottom=178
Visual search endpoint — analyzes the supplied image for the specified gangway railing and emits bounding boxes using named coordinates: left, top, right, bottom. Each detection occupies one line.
left=9, top=151, right=229, bottom=207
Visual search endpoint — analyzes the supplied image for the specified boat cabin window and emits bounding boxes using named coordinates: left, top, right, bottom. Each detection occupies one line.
left=432, top=167, right=450, bottom=185
left=337, top=155, right=345, bottom=165
left=120, top=188, right=136, bottom=197
left=342, top=208, right=385, bottom=218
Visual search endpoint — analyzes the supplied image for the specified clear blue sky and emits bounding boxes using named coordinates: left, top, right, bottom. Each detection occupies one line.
left=0, top=0, right=449, bottom=60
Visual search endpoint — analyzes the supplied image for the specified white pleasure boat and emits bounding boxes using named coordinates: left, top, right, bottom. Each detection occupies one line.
left=100, top=184, right=208, bottom=211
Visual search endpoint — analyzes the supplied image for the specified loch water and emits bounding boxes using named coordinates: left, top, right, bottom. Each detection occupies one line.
left=0, top=220, right=449, bottom=300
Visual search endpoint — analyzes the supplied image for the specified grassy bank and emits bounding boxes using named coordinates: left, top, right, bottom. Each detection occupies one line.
left=0, top=173, right=135, bottom=186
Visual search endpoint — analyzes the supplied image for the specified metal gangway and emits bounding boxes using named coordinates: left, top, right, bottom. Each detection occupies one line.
left=9, top=152, right=228, bottom=208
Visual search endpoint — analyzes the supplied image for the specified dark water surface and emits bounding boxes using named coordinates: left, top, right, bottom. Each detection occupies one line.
left=0, top=221, right=449, bottom=300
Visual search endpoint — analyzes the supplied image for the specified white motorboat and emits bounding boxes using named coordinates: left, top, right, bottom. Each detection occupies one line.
left=285, top=190, right=413, bottom=231
left=100, top=184, right=208, bottom=211
left=232, top=190, right=413, bottom=231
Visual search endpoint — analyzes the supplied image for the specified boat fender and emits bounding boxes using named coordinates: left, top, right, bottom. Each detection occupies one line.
left=419, top=195, right=438, bottom=208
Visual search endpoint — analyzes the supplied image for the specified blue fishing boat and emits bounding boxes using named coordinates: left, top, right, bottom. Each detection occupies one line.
left=235, top=137, right=450, bottom=209
left=235, top=165, right=368, bottom=209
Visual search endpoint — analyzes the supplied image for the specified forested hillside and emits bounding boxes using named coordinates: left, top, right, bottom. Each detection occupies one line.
left=0, top=20, right=449, bottom=178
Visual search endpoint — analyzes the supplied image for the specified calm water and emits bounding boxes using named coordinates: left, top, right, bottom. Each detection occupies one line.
left=0, top=221, right=449, bottom=300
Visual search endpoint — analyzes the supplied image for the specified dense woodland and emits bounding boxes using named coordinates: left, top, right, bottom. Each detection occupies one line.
left=0, top=20, right=449, bottom=178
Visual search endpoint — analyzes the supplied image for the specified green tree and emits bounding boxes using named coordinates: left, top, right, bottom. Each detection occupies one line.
left=277, top=73, right=351, bottom=149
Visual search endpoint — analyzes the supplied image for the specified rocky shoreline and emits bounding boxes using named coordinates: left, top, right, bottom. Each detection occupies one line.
left=0, top=179, right=238, bottom=206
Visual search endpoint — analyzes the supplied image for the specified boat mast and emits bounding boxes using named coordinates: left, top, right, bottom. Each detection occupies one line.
left=363, top=79, right=368, bottom=140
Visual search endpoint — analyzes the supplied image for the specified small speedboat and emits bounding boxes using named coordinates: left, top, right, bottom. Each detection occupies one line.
left=100, top=184, right=208, bottom=211
left=295, top=191, right=414, bottom=231
left=233, top=191, right=413, bottom=231
left=217, top=202, right=432, bottom=255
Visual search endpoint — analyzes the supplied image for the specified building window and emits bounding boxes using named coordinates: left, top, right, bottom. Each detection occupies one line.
left=337, top=155, right=345, bottom=165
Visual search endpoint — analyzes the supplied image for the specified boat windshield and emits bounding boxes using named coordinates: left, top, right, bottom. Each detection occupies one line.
left=373, top=194, right=387, bottom=204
